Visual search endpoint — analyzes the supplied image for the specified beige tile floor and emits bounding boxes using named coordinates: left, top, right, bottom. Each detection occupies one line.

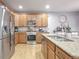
left=11, top=44, right=44, bottom=59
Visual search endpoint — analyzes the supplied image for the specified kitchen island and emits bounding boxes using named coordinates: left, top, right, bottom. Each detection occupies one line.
left=42, top=33, right=79, bottom=59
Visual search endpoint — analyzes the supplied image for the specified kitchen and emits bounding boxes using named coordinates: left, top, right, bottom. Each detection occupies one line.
left=0, top=0, right=79, bottom=59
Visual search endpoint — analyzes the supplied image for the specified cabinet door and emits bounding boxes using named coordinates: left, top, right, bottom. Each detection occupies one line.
left=22, top=15, right=27, bottom=26
left=19, top=15, right=23, bottom=26
left=36, top=18, right=42, bottom=27
left=36, top=14, right=48, bottom=27
left=56, top=47, right=72, bottom=59
left=47, top=45, right=55, bottom=59
left=14, top=15, right=19, bottom=26
left=42, top=14, right=48, bottom=26
left=42, top=37, right=47, bottom=59
left=19, top=15, right=27, bottom=26
left=15, top=32, right=19, bottom=44
left=14, top=15, right=27, bottom=26
left=47, top=39, right=55, bottom=51
left=18, top=32, right=27, bottom=43
left=36, top=32, right=42, bottom=43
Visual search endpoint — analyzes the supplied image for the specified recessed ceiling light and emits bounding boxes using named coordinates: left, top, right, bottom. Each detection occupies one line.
left=19, top=5, right=23, bottom=9
left=46, top=5, right=50, bottom=9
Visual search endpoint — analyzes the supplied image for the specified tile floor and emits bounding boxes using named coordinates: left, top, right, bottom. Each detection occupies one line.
left=11, top=44, right=44, bottom=59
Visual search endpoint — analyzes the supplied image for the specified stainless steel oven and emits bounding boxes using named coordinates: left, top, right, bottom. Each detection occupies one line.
left=27, top=32, right=36, bottom=41
left=28, top=35, right=36, bottom=41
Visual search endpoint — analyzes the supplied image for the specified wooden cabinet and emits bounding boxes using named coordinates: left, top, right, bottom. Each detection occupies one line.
left=15, top=32, right=27, bottom=44
left=18, top=32, right=27, bottom=43
left=47, top=40, right=55, bottom=59
left=15, top=32, right=19, bottom=44
left=14, top=14, right=48, bottom=27
left=19, top=15, right=27, bottom=26
left=36, top=18, right=42, bottom=26
left=47, top=45, right=55, bottom=59
left=36, top=32, right=43, bottom=43
left=42, top=36, right=47, bottom=59
left=14, top=15, right=19, bottom=26
left=47, top=40, right=55, bottom=51
left=42, top=14, right=48, bottom=26
left=42, top=36, right=55, bottom=59
left=36, top=14, right=48, bottom=27
left=56, top=47, right=72, bottom=59
left=42, top=35, right=72, bottom=59
left=14, top=15, right=27, bottom=26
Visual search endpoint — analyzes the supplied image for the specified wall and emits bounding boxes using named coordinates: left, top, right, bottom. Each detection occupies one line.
left=48, top=12, right=79, bottom=33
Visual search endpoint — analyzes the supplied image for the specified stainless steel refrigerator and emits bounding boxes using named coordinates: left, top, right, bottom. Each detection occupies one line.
left=0, top=6, right=15, bottom=59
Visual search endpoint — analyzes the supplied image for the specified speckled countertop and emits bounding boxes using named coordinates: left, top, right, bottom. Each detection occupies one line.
left=42, top=34, right=79, bottom=59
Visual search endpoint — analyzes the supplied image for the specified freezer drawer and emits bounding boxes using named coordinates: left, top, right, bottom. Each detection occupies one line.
left=10, top=35, right=15, bottom=57
left=2, top=37, right=11, bottom=59
left=0, top=40, right=3, bottom=59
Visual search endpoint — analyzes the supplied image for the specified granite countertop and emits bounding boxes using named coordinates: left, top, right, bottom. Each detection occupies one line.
left=42, top=34, right=79, bottom=59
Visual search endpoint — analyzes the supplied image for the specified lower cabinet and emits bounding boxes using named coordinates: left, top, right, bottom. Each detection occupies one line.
left=36, top=32, right=43, bottom=43
left=56, top=47, right=72, bottom=59
left=42, top=35, right=73, bottom=59
left=15, top=32, right=19, bottom=44
left=18, top=32, right=27, bottom=43
left=41, top=36, right=47, bottom=59
left=47, top=45, right=55, bottom=59
left=15, top=32, right=27, bottom=44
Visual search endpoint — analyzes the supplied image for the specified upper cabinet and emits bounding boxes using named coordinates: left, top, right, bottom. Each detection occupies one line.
left=42, top=14, right=48, bottom=26
left=36, top=15, right=42, bottom=27
left=36, top=14, right=48, bottom=27
left=19, top=15, right=27, bottom=26
left=14, top=15, right=19, bottom=26
left=14, top=14, right=27, bottom=26
left=14, top=13, right=48, bottom=27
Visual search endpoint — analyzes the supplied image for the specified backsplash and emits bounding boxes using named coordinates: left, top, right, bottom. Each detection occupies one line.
left=15, top=26, right=48, bottom=32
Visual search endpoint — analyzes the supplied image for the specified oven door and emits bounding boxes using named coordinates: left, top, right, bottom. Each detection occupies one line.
left=28, top=35, right=36, bottom=41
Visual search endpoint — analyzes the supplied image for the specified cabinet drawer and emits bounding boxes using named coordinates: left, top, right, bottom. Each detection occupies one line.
left=47, top=40, right=55, bottom=51
left=56, top=47, right=72, bottom=59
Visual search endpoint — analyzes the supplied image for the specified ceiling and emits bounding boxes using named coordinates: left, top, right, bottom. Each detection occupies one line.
left=3, top=0, right=79, bottom=13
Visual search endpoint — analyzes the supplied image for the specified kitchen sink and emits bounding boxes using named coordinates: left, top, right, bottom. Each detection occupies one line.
left=47, top=35, right=74, bottom=42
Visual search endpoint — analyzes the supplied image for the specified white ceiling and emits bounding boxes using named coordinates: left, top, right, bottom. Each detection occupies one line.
left=3, top=0, right=79, bottom=13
